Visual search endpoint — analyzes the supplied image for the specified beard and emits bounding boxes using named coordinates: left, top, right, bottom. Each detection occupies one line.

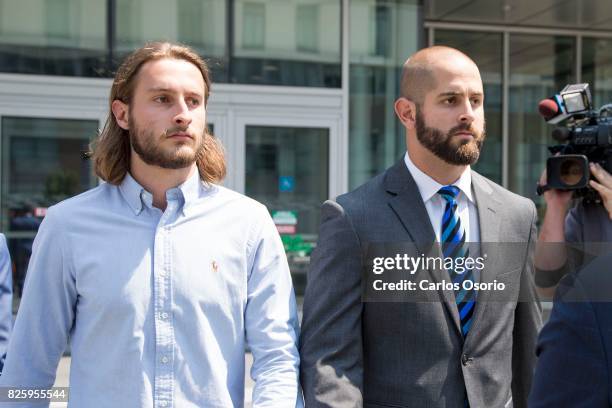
left=129, top=115, right=204, bottom=170
left=415, top=107, right=485, bottom=166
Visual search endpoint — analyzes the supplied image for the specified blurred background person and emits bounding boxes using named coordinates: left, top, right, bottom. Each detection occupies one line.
left=0, top=233, right=13, bottom=374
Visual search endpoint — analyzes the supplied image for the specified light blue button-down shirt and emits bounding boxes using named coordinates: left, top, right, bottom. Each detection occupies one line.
left=0, top=233, right=12, bottom=373
left=0, top=171, right=301, bottom=407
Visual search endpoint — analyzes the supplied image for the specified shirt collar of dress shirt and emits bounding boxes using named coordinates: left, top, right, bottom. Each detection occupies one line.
left=403, top=150, right=474, bottom=204
left=119, top=169, right=206, bottom=216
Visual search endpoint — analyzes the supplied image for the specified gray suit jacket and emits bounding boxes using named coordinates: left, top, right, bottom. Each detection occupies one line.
left=299, top=159, right=542, bottom=408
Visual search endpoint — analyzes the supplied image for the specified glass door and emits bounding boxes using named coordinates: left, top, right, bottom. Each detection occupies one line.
left=235, top=116, right=342, bottom=297
left=1, top=116, right=99, bottom=302
left=245, top=125, right=328, bottom=295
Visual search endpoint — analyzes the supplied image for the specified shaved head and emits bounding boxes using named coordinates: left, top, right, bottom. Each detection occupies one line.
left=400, top=46, right=479, bottom=105
left=394, top=45, right=486, bottom=170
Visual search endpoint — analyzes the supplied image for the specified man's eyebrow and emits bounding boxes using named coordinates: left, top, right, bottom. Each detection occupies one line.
left=145, top=87, right=172, bottom=93
left=437, top=91, right=484, bottom=98
left=145, top=87, right=204, bottom=97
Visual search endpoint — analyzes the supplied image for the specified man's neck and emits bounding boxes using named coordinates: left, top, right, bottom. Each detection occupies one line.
left=406, top=138, right=467, bottom=186
left=130, top=155, right=197, bottom=211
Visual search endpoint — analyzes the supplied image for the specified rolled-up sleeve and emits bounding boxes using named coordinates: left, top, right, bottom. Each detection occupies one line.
left=244, top=206, right=301, bottom=407
left=0, top=207, right=77, bottom=393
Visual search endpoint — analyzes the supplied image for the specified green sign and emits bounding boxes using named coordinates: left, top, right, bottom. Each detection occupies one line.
left=272, top=210, right=298, bottom=225
left=281, top=234, right=316, bottom=255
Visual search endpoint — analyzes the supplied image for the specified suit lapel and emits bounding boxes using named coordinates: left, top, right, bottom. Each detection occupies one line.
left=384, top=161, right=435, bottom=255
left=465, top=172, right=503, bottom=341
left=384, top=160, right=462, bottom=336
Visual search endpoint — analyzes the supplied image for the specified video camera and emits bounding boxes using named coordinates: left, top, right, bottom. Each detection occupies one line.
left=537, top=83, right=612, bottom=203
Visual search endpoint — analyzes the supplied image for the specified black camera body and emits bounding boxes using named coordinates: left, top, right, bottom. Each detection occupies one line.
left=541, top=83, right=612, bottom=203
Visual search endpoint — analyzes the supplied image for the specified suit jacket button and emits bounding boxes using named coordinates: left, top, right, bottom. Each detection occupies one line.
left=461, top=354, right=473, bottom=366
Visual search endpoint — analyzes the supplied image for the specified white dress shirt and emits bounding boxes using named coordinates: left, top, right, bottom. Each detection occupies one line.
left=404, top=151, right=480, bottom=243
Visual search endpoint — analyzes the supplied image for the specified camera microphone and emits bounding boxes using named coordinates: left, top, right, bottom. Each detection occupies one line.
left=538, top=98, right=559, bottom=120
left=538, top=96, right=572, bottom=124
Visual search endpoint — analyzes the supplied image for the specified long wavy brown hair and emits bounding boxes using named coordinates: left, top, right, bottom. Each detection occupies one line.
left=91, top=41, right=226, bottom=185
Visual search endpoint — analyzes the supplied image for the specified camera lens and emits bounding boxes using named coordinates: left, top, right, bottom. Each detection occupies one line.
left=560, top=158, right=585, bottom=186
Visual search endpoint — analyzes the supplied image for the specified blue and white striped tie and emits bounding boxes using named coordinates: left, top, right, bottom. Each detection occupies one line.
left=438, top=185, right=475, bottom=337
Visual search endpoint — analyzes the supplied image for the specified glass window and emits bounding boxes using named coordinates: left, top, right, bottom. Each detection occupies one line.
left=349, top=0, right=422, bottom=189
left=297, top=5, right=319, bottom=53
left=0, top=0, right=107, bottom=76
left=508, top=35, right=575, bottom=212
left=115, top=0, right=227, bottom=81
left=434, top=30, right=503, bottom=184
left=582, top=37, right=612, bottom=109
left=1, top=117, right=98, bottom=299
left=371, top=4, right=391, bottom=58
left=232, top=0, right=341, bottom=87
left=245, top=125, right=329, bottom=296
left=46, top=0, right=71, bottom=39
left=177, top=0, right=223, bottom=57
left=242, top=2, right=266, bottom=50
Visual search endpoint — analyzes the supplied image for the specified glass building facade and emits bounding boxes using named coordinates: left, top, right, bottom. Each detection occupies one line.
left=429, top=26, right=612, bottom=217
left=1, top=0, right=612, bottom=304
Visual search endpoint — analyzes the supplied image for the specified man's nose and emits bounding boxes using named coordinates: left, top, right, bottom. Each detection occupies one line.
left=458, top=100, right=475, bottom=124
left=173, top=100, right=192, bottom=127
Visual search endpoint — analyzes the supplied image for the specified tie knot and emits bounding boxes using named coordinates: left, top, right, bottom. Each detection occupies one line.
left=438, top=185, right=460, bottom=202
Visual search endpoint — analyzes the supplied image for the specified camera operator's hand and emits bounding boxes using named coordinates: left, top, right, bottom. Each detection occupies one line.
left=539, top=168, right=573, bottom=211
left=589, top=163, right=612, bottom=219
left=535, top=167, right=573, bottom=298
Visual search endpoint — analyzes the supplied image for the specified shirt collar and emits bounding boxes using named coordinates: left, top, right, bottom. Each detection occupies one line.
left=119, top=172, right=147, bottom=215
left=176, top=169, right=204, bottom=213
left=119, top=170, right=204, bottom=216
left=403, top=150, right=474, bottom=203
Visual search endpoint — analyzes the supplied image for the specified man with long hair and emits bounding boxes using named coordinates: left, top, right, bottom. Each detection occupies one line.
left=0, top=42, right=301, bottom=407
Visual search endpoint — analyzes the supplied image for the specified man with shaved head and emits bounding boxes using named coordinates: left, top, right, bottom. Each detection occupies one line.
left=300, top=46, right=541, bottom=407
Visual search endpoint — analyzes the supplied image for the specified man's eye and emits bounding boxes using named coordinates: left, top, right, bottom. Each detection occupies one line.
left=154, top=96, right=169, bottom=103
left=444, top=97, right=456, bottom=105
left=188, top=98, right=201, bottom=106
left=471, top=98, right=482, bottom=105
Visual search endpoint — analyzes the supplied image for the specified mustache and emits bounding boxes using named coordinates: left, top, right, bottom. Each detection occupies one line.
left=448, top=123, right=477, bottom=136
left=165, top=126, right=193, bottom=137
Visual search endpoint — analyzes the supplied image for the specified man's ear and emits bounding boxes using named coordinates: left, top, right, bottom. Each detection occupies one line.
left=111, top=99, right=130, bottom=130
left=394, top=97, right=417, bottom=130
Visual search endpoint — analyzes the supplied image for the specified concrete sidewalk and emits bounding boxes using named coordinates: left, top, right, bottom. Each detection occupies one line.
left=51, top=353, right=255, bottom=407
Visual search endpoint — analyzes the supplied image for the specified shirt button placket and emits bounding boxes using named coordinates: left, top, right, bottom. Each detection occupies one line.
left=154, top=205, right=175, bottom=408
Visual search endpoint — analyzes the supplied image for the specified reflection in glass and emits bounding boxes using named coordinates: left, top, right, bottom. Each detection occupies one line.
left=508, top=35, right=575, bottom=212
left=349, top=0, right=421, bottom=189
left=1, top=117, right=98, bottom=298
left=232, top=0, right=341, bottom=87
left=115, top=0, right=227, bottom=80
left=245, top=126, right=329, bottom=296
left=0, top=0, right=107, bottom=76
left=582, top=38, right=612, bottom=109
left=434, top=30, right=503, bottom=184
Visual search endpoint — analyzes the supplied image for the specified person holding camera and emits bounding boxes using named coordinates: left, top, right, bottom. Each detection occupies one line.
left=534, top=162, right=612, bottom=298
left=529, top=163, right=612, bottom=407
